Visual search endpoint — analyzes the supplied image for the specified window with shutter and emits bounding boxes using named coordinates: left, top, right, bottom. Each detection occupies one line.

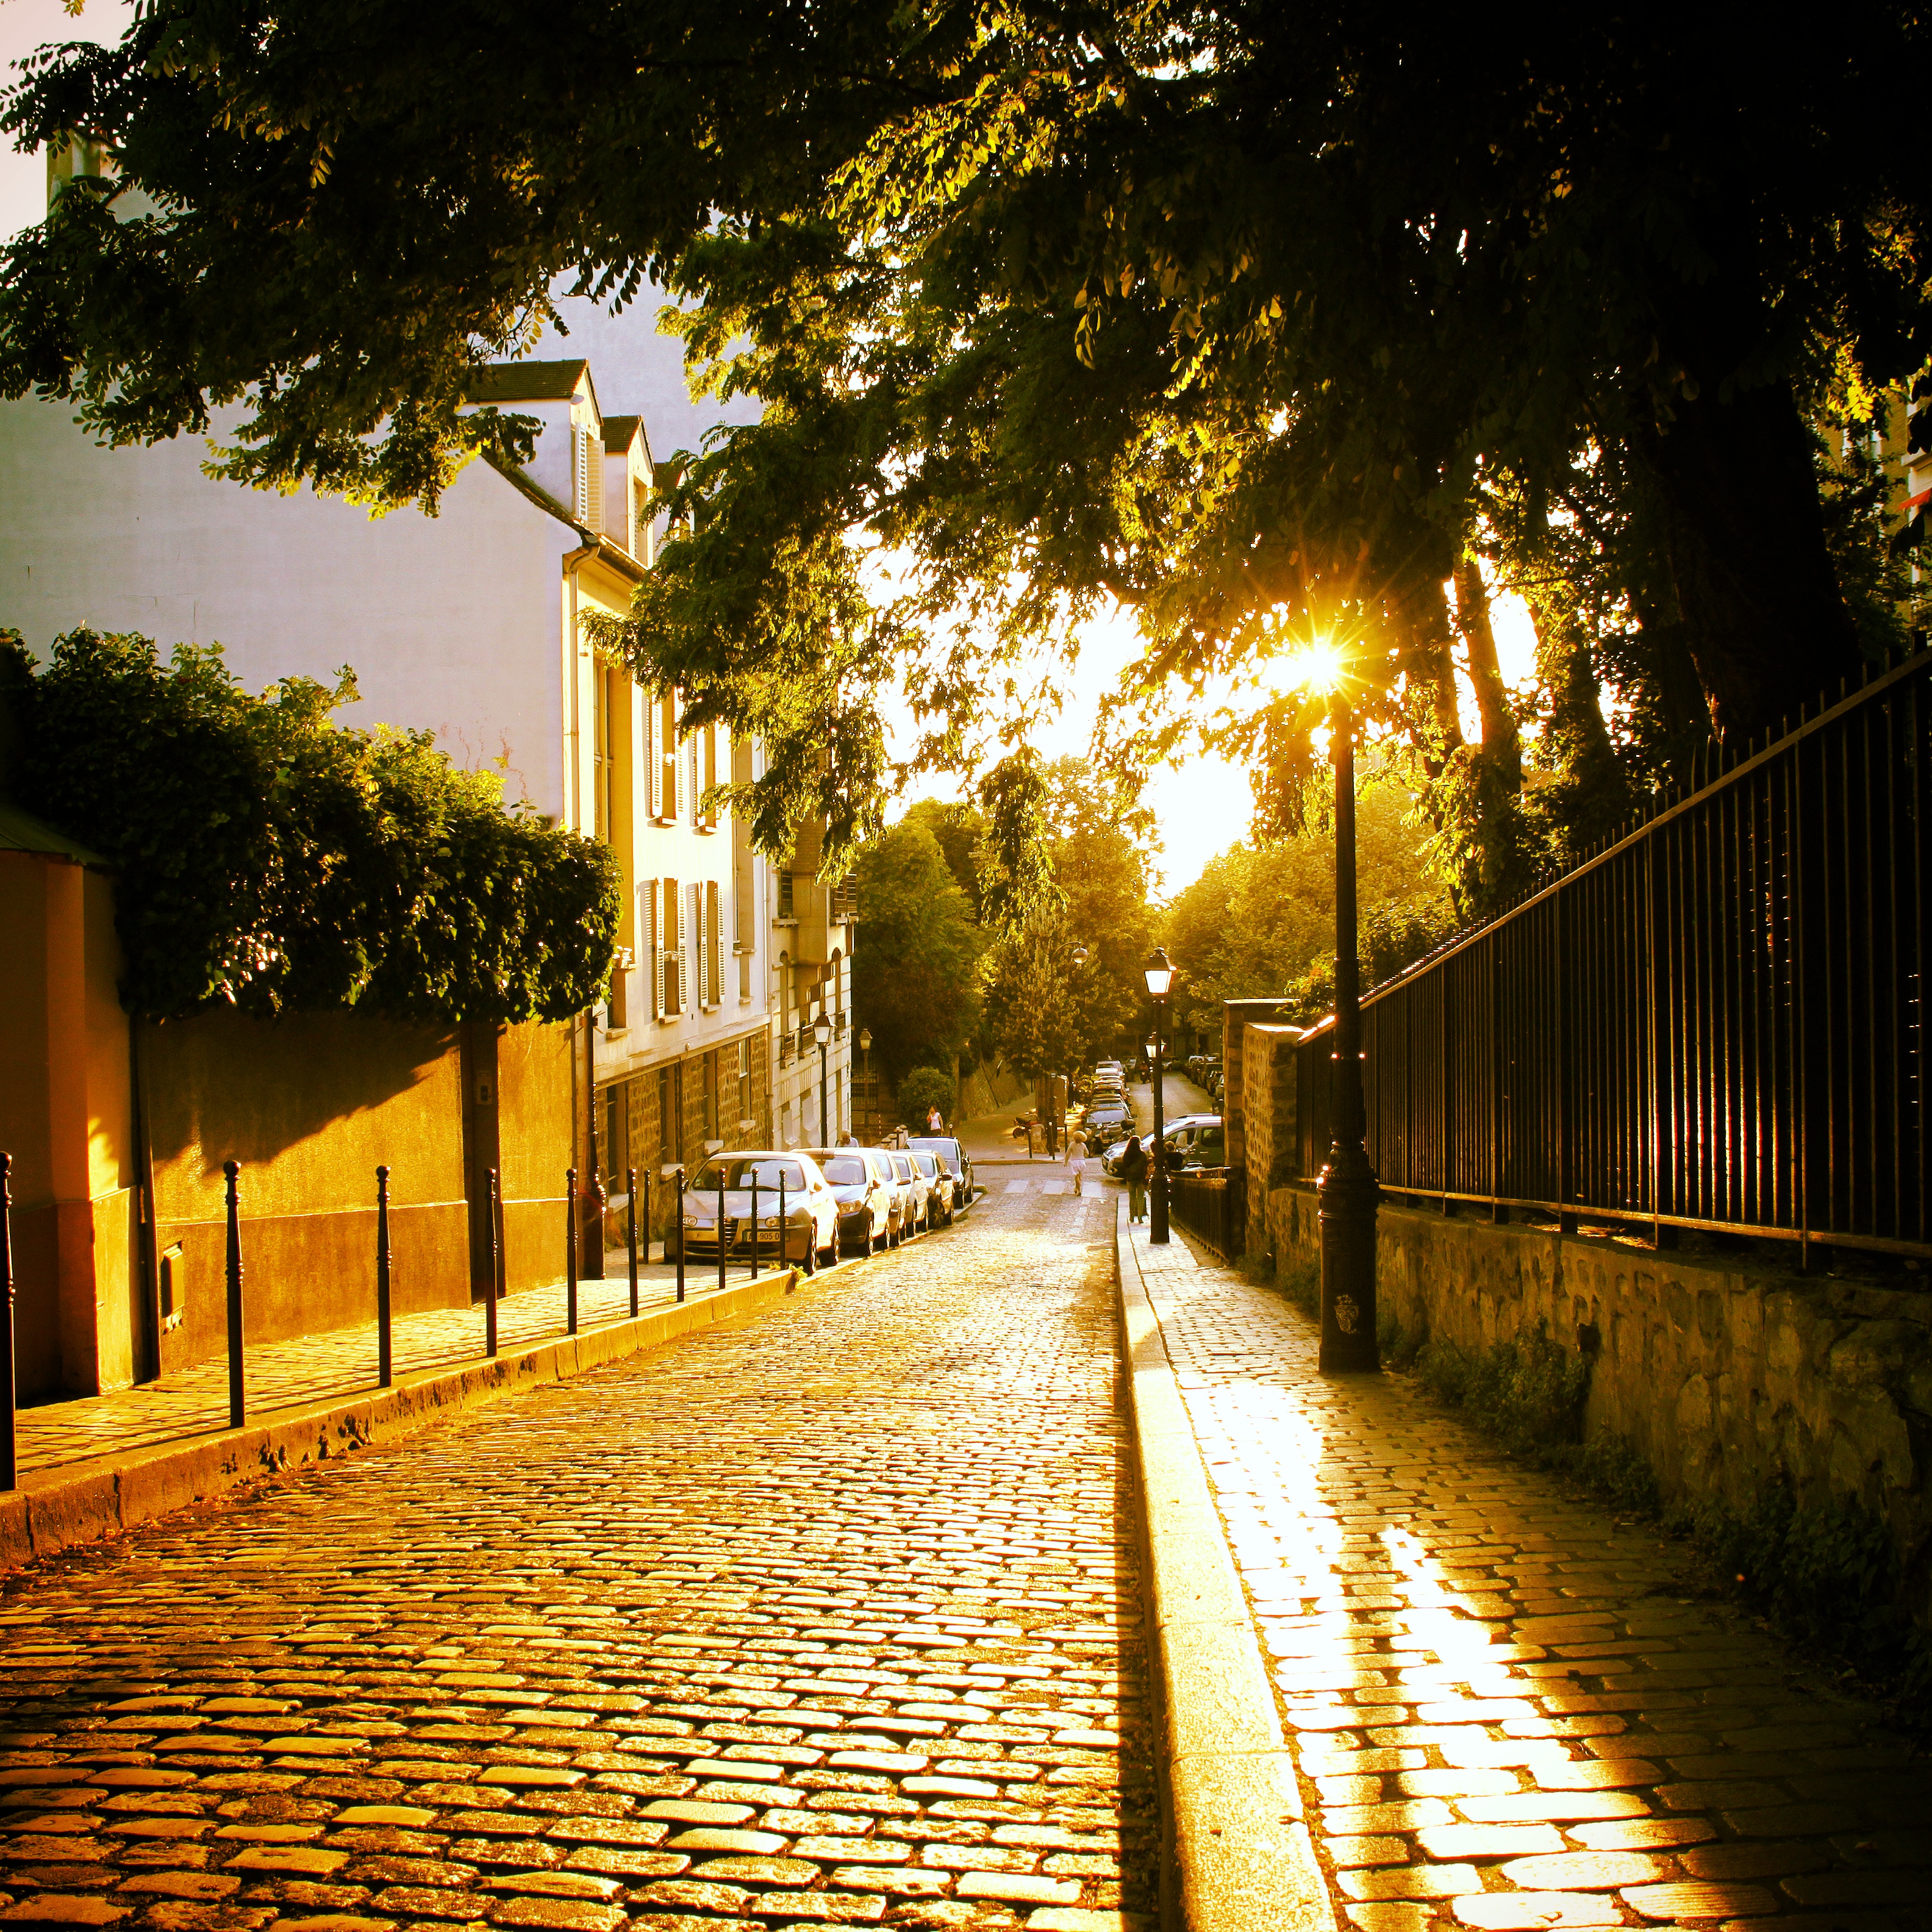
left=682, top=881, right=695, bottom=1012
left=585, top=435, right=605, bottom=532
left=643, top=879, right=662, bottom=1020
left=706, top=881, right=721, bottom=1011
left=662, top=693, right=680, bottom=822
left=646, top=698, right=662, bottom=819
left=664, top=878, right=682, bottom=1014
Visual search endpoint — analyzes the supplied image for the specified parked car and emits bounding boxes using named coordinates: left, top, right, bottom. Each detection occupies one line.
left=909, top=1135, right=976, bottom=1206
left=864, top=1146, right=920, bottom=1243
left=1101, top=1114, right=1219, bottom=1176
left=907, top=1148, right=957, bottom=1226
left=1084, top=1100, right=1132, bottom=1151
left=1176, top=1121, right=1228, bottom=1169
left=804, top=1147, right=900, bottom=1253
left=677, top=1151, right=838, bottom=1270
left=886, top=1149, right=928, bottom=1235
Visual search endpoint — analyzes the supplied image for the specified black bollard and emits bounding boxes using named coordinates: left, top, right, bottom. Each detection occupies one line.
left=1, top=1151, right=15, bottom=1491
left=565, top=1166, right=578, bottom=1336
left=224, top=1159, right=245, bottom=1429
left=674, top=1166, right=686, bottom=1304
left=750, top=1171, right=759, bottom=1281
left=486, top=1168, right=502, bottom=1358
left=717, top=1164, right=727, bottom=1297
left=641, top=1169, right=651, bottom=1270
left=778, top=1168, right=787, bottom=1275
left=376, top=1165, right=393, bottom=1387
left=626, top=1167, right=639, bottom=1318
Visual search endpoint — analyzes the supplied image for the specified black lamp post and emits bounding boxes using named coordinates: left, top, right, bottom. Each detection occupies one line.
left=1318, top=684, right=1381, bottom=1372
left=859, top=1027, right=873, bottom=1139
left=1144, top=947, right=1175, bottom=1244
left=813, top=1011, right=833, bottom=1146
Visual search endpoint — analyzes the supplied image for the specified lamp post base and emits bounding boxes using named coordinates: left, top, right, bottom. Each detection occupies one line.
left=1317, top=1141, right=1381, bottom=1373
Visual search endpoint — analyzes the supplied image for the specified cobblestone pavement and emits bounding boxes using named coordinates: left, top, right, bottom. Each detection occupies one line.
left=0, top=1179, right=1153, bottom=1932
left=1131, top=1219, right=1932, bottom=1932
left=16, top=1254, right=728, bottom=1478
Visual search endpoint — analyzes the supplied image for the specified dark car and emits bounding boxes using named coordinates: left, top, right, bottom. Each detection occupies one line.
left=1084, top=1100, right=1132, bottom=1151
left=909, top=1136, right=976, bottom=1206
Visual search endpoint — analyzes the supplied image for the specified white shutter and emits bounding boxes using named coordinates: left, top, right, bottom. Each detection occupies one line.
left=645, top=879, right=662, bottom=1020
left=574, top=427, right=589, bottom=523
left=586, top=435, right=605, bottom=533
left=706, top=881, right=721, bottom=1009
left=646, top=696, right=662, bottom=820
left=673, top=709, right=687, bottom=821
left=678, top=881, right=692, bottom=1014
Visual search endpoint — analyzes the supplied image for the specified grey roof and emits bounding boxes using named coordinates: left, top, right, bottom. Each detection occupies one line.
left=0, top=800, right=107, bottom=864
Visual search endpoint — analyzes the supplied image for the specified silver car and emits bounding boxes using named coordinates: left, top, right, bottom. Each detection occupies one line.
left=887, top=1149, right=927, bottom=1236
left=907, top=1148, right=956, bottom=1228
left=863, top=1146, right=919, bottom=1247
left=806, top=1146, right=900, bottom=1253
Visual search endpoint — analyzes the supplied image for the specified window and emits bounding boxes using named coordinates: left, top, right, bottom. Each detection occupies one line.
left=778, top=871, right=796, bottom=920
left=706, top=881, right=721, bottom=1009
left=656, top=692, right=678, bottom=821
left=661, top=878, right=682, bottom=1014
left=738, top=1036, right=752, bottom=1132
left=604, top=1084, right=628, bottom=1186
left=702, top=1050, right=718, bottom=1140
left=658, top=1065, right=675, bottom=1167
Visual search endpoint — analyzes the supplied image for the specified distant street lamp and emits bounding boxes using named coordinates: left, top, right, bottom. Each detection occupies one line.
left=813, top=1011, right=833, bottom=1146
left=859, top=1026, right=873, bottom=1139
left=1143, top=947, right=1175, bottom=1244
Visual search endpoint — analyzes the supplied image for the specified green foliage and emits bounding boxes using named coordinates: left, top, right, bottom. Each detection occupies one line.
left=981, top=920, right=1087, bottom=1086
left=1165, top=770, right=1455, bottom=1034
left=895, top=1065, right=956, bottom=1133
left=0, top=628, right=620, bottom=1023
left=10, top=6, right=1928, bottom=894
left=850, top=820, right=982, bottom=1087
left=1413, top=1325, right=1593, bottom=1460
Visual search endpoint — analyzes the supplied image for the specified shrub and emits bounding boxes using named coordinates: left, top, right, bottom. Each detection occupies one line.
left=0, top=628, right=620, bottom=1022
left=896, top=1065, right=957, bottom=1132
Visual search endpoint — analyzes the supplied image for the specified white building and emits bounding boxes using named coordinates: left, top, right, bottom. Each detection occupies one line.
left=0, top=346, right=852, bottom=1246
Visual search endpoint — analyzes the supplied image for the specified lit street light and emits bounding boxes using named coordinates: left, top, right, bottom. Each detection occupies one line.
left=1278, top=639, right=1380, bottom=1372
left=858, top=1026, right=873, bottom=1139
left=1143, top=946, right=1174, bottom=1244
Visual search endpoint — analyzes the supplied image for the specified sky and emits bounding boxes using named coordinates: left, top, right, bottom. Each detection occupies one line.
left=1, top=0, right=1540, bottom=898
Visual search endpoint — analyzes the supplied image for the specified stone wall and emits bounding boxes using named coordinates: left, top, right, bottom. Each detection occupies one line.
left=1266, top=1181, right=1932, bottom=1622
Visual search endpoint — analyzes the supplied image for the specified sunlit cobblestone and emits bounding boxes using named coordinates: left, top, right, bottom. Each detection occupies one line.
left=0, top=1185, right=1154, bottom=1932
left=1132, top=1218, right=1932, bottom=1932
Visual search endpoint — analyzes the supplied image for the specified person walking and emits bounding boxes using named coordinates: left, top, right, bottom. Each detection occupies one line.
left=1065, top=1120, right=1088, bottom=1195
left=927, top=1104, right=944, bottom=1134
left=1122, top=1133, right=1148, bottom=1223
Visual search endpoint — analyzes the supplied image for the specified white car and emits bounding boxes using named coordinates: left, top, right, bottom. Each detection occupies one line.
left=887, top=1149, right=928, bottom=1235
left=677, top=1150, right=839, bottom=1272
left=806, top=1146, right=900, bottom=1253
left=1101, top=1115, right=1220, bottom=1176
left=863, top=1147, right=920, bottom=1246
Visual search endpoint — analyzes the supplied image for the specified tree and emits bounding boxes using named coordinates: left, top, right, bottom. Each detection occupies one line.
left=849, top=820, right=981, bottom=1087
left=981, top=921, right=1086, bottom=1089
left=7, top=4, right=1927, bottom=879
left=1164, top=770, right=1454, bottom=1037
left=0, top=628, right=620, bottom=1021
left=895, top=1066, right=956, bottom=1134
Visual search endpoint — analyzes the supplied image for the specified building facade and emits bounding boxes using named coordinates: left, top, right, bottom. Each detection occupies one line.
left=0, top=331, right=854, bottom=1335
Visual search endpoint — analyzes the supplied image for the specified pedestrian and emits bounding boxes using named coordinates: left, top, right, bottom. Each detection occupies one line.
left=927, top=1104, right=944, bottom=1134
left=1065, top=1122, right=1087, bottom=1195
left=1122, top=1133, right=1148, bottom=1223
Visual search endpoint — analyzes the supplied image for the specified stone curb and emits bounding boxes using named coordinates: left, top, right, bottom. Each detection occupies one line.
left=0, top=1265, right=806, bottom=1574
left=1115, top=1198, right=1335, bottom=1932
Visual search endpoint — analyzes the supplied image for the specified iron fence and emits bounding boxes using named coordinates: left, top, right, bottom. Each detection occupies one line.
left=1289, top=643, right=1930, bottom=1264
left=1170, top=1167, right=1247, bottom=1262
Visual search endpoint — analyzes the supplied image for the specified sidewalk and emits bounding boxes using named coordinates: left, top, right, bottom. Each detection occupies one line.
left=1120, top=1211, right=1930, bottom=1931
left=13, top=1248, right=751, bottom=1479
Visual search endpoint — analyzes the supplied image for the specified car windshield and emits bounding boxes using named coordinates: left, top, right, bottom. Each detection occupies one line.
left=891, top=1156, right=914, bottom=1178
left=691, top=1157, right=807, bottom=1192
left=911, top=1153, right=939, bottom=1177
left=814, top=1156, right=868, bottom=1185
left=909, top=1138, right=961, bottom=1172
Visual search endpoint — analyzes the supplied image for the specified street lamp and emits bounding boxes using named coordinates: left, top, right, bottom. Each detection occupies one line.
left=1143, top=946, right=1175, bottom=1243
left=1274, top=639, right=1382, bottom=1373
left=812, top=1011, right=833, bottom=1146
left=858, top=1026, right=873, bottom=1139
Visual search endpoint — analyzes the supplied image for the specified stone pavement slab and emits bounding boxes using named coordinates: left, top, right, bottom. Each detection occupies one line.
left=1124, top=1216, right=1931, bottom=1932
left=0, top=1178, right=1156, bottom=1932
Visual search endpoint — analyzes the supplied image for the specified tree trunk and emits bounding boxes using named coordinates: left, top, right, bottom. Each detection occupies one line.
left=1452, top=555, right=1520, bottom=778
left=1398, top=571, right=1464, bottom=773
left=1625, top=375, right=1861, bottom=743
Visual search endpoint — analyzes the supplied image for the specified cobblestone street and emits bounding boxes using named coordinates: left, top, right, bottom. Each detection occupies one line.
left=0, top=1180, right=1153, bottom=1932
left=1131, top=1220, right=1932, bottom=1932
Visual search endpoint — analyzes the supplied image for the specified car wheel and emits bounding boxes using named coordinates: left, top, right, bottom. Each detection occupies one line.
left=803, top=1229, right=817, bottom=1275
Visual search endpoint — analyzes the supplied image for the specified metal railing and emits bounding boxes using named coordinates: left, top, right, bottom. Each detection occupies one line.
left=1287, top=643, right=1930, bottom=1264
left=1170, top=1167, right=1247, bottom=1262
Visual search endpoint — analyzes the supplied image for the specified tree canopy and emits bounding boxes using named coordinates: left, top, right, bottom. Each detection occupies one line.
left=0, top=628, right=621, bottom=1023
left=5, top=4, right=1927, bottom=901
